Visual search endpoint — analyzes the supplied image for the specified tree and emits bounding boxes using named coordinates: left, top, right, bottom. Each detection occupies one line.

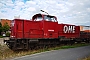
left=2, top=22, right=10, bottom=33
left=0, top=22, right=2, bottom=35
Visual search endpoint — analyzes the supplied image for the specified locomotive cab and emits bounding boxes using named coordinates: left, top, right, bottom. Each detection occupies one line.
left=32, top=14, right=57, bottom=22
left=32, top=14, right=58, bottom=38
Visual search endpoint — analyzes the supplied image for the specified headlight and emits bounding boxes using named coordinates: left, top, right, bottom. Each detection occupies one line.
left=11, top=36, right=15, bottom=38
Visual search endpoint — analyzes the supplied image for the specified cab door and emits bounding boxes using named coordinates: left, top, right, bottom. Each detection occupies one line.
left=16, top=20, right=24, bottom=38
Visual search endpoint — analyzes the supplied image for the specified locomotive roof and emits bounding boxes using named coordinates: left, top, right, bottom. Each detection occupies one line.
left=32, top=13, right=57, bottom=21
left=33, top=13, right=56, bottom=17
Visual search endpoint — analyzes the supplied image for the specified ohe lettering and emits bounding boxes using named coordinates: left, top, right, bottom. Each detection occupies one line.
left=63, top=25, right=75, bottom=33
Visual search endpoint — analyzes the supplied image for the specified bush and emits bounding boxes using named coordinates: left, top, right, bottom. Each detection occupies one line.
left=6, top=32, right=10, bottom=37
left=0, top=35, right=3, bottom=38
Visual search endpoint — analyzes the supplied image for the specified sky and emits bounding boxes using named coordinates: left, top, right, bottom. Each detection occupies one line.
left=0, top=0, right=90, bottom=26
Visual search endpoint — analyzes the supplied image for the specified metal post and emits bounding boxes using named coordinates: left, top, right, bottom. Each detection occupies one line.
left=40, top=10, right=49, bottom=15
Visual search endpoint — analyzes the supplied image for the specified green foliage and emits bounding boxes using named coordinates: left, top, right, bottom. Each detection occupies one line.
left=0, top=22, right=2, bottom=27
left=0, top=35, right=3, bottom=38
left=6, top=32, right=10, bottom=37
left=60, top=45, right=75, bottom=49
left=2, top=22, right=10, bottom=32
left=0, top=22, right=10, bottom=36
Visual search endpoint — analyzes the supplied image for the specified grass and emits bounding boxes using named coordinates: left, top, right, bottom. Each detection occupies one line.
left=84, top=57, right=90, bottom=60
left=0, top=35, right=3, bottom=38
left=0, top=43, right=90, bottom=60
left=80, top=56, right=90, bottom=60
left=60, top=43, right=90, bottom=49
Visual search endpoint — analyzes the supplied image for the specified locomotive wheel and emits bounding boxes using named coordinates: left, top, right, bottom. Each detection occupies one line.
left=8, top=39, right=29, bottom=50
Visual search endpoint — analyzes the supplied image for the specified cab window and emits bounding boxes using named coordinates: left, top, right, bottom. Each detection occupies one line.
left=44, top=15, right=57, bottom=22
left=34, top=15, right=42, bottom=21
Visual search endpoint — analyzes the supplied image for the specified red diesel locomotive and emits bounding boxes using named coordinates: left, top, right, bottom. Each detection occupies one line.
left=4, top=13, right=90, bottom=50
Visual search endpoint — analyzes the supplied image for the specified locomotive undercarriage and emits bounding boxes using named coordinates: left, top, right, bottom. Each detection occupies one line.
left=4, top=38, right=78, bottom=50
left=4, top=38, right=60, bottom=50
left=73, top=38, right=90, bottom=43
left=4, top=38, right=29, bottom=50
left=80, top=38, right=90, bottom=43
